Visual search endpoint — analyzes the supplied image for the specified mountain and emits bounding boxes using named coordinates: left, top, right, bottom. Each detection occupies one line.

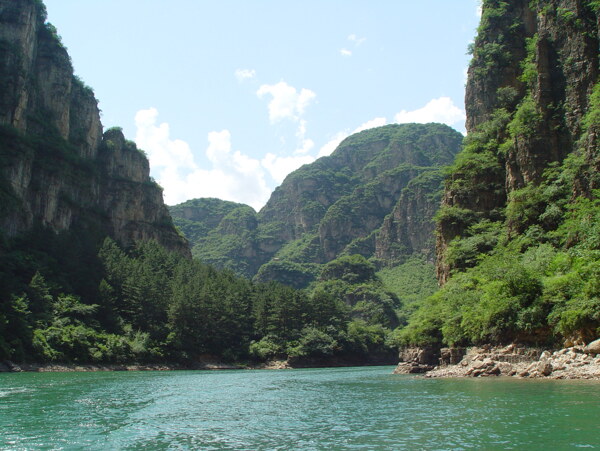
left=171, top=123, right=464, bottom=287
left=0, top=0, right=188, bottom=255
left=401, top=0, right=600, bottom=348
left=169, top=199, right=259, bottom=277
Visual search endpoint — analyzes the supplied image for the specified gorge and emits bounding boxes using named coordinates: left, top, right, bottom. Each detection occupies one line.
left=0, top=0, right=599, bottom=376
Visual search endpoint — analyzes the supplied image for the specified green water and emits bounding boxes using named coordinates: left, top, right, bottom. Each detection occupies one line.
left=1, top=366, right=599, bottom=450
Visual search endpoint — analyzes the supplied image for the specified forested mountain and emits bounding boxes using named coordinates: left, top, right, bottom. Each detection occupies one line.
left=401, top=0, right=600, bottom=348
left=0, top=0, right=407, bottom=365
left=171, top=123, right=463, bottom=287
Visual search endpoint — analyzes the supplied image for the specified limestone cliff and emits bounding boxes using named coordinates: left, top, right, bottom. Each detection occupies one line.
left=375, top=170, right=444, bottom=263
left=436, top=0, right=599, bottom=283
left=0, top=0, right=188, bottom=254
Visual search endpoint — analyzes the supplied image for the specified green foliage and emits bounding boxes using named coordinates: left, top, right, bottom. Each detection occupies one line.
left=72, top=75, right=94, bottom=97
left=31, top=0, right=48, bottom=22
left=444, top=110, right=508, bottom=203
left=435, top=206, right=478, bottom=231
left=287, top=327, right=338, bottom=358
left=344, top=320, right=389, bottom=355
left=254, top=260, right=320, bottom=289
left=586, top=0, right=600, bottom=13
left=405, top=175, right=600, bottom=347
left=519, top=35, right=538, bottom=87
left=319, top=255, right=376, bottom=284
left=409, top=78, right=600, bottom=347
left=189, top=207, right=258, bottom=278
left=582, top=81, right=600, bottom=133
left=249, top=335, right=284, bottom=360
left=556, top=191, right=600, bottom=250
left=445, top=220, right=504, bottom=271
left=273, top=233, right=323, bottom=263
left=377, top=257, right=438, bottom=307
left=397, top=2, right=600, bottom=351
left=470, top=1, right=514, bottom=80
left=38, top=22, right=70, bottom=62
left=507, top=96, right=542, bottom=138
left=557, top=7, right=577, bottom=24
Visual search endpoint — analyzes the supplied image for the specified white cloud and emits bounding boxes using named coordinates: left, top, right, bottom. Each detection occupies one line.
left=235, top=68, right=256, bottom=82
left=262, top=153, right=315, bottom=184
left=394, top=97, right=466, bottom=131
left=353, top=117, right=387, bottom=133
left=135, top=108, right=196, bottom=171
left=340, top=48, right=352, bottom=57
left=317, top=118, right=386, bottom=158
left=348, top=34, right=366, bottom=45
left=257, top=81, right=316, bottom=123
left=476, top=1, right=482, bottom=18
left=318, top=132, right=348, bottom=158
left=295, top=138, right=314, bottom=155
left=296, top=119, right=308, bottom=139
left=135, top=108, right=271, bottom=210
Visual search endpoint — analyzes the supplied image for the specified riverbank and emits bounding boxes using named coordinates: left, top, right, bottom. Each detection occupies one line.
left=0, top=356, right=397, bottom=373
left=394, top=340, right=600, bottom=380
left=0, top=360, right=292, bottom=373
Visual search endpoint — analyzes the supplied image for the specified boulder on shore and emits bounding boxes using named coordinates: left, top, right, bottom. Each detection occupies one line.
left=585, top=338, right=600, bottom=355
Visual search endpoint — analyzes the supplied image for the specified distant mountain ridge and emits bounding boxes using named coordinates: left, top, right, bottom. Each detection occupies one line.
left=170, top=123, right=463, bottom=287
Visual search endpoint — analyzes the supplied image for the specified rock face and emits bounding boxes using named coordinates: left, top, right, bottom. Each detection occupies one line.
left=393, top=346, right=441, bottom=374
left=376, top=171, right=444, bottom=262
left=436, top=0, right=599, bottom=283
left=0, top=0, right=188, bottom=254
left=173, top=123, right=462, bottom=284
left=423, top=342, right=600, bottom=380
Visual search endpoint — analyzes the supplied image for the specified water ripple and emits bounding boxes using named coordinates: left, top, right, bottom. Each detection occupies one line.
left=1, top=368, right=600, bottom=449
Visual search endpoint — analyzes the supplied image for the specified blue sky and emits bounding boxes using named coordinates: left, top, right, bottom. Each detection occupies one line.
left=44, top=0, right=481, bottom=210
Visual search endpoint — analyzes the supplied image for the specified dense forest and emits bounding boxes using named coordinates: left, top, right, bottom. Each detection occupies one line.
left=0, top=228, right=401, bottom=364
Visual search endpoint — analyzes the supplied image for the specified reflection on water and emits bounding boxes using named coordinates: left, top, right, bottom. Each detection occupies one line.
left=1, top=367, right=599, bottom=449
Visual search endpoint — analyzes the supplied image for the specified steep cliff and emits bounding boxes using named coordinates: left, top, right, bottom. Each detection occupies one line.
left=436, top=0, right=599, bottom=283
left=375, top=170, right=444, bottom=262
left=175, top=123, right=463, bottom=286
left=0, top=0, right=188, bottom=255
left=399, top=0, right=600, bottom=348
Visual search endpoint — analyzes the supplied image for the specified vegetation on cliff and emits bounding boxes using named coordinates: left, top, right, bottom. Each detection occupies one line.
left=401, top=0, right=600, bottom=348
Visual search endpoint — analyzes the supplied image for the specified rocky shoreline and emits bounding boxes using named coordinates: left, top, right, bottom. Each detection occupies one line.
left=0, top=357, right=397, bottom=373
left=394, top=340, right=600, bottom=380
left=0, top=360, right=294, bottom=373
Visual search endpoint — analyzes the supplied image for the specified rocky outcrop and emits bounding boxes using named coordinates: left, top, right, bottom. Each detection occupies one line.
left=0, top=0, right=188, bottom=255
left=422, top=343, right=600, bottom=380
left=393, top=346, right=441, bottom=374
left=436, top=0, right=599, bottom=283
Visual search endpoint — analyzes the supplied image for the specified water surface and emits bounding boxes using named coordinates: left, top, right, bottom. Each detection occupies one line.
left=1, top=366, right=599, bottom=449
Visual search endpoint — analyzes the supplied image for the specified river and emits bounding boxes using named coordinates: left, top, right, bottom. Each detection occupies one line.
left=1, top=366, right=599, bottom=449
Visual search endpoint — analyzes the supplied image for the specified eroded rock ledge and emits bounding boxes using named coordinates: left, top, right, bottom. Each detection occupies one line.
left=395, top=340, right=600, bottom=380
